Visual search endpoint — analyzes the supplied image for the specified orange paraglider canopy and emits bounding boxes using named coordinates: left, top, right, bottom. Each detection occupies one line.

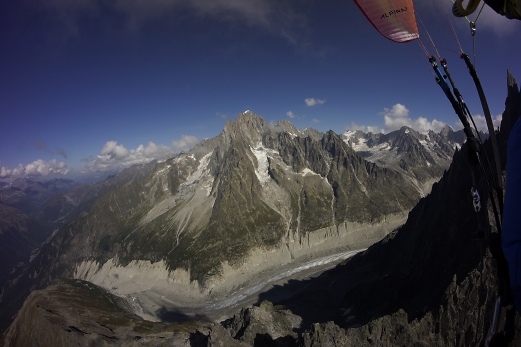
left=353, top=0, right=419, bottom=43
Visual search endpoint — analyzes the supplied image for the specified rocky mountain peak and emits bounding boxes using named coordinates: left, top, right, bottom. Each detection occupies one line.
left=371, top=127, right=413, bottom=151
left=508, top=69, right=517, bottom=89
left=501, top=69, right=521, bottom=144
left=232, top=111, right=267, bottom=144
left=438, top=124, right=453, bottom=137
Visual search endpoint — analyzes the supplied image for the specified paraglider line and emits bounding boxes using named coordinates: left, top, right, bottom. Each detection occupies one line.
left=409, top=45, right=437, bottom=77
left=439, top=56, right=503, bottom=232
left=415, top=36, right=431, bottom=57
left=464, top=104, right=501, bottom=194
left=436, top=45, right=465, bottom=55
left=431, top=0, right=464, bottom=52
left=469, top=0, right=486, bottom=67
left=475, top=1, right=486, bottom=22
left=417, top=15, right=441, bottom=59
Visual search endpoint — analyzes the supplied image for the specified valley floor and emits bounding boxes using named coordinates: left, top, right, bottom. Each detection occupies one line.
left=120, top=246, right=368, bottom=323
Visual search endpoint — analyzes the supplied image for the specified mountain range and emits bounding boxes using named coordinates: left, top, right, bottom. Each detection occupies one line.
left=1, top=71, right=519, bottom=346
left=343, top=124, right=468, bottom=195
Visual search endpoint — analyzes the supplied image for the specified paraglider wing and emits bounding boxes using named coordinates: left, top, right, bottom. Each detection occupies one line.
left=354, top=0, right=419, bottom=43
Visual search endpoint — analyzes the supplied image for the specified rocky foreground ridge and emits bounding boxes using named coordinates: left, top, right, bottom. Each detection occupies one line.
left=3, top=71, right=519, bottom=346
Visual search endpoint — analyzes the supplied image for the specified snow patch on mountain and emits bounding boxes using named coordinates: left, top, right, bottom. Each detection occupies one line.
left=139, top=152, right=214, bottom=227
left=183, top=152, right=212, bottom=187
left=251, top=144, right=271, bottom=184
left=301, top=168, right=320, bottom=177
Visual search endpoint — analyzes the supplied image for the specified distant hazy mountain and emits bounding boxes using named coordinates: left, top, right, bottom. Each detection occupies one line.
left=343, top=125, right=467, bottom=195
left=0, top=178, right=78, bottom=215
left=0, top=179, right=81, bottom=290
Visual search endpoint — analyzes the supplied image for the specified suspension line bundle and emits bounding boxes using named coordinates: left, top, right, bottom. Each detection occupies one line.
left=414, top=3, right=515, bottom=344
left=353, top=0, right=516, bottom=344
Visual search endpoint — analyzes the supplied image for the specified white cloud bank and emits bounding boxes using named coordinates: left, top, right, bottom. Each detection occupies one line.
left=1, top=135, right=202, bottom=179
left=349, top=103, right=503, bottom=135
left=381, top=104, right=448, bottom=133
left=1, top=134, right=202, bottom=179
left=84, top=135, right=199, bottom=172
left=0, top=159, right=70, bottom=178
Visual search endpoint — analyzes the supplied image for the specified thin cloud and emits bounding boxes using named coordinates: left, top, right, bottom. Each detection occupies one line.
left=18, top=141, right=27, bottom=151
left=348, top=122, right=382, bottom=134
left=312, top=118, right=320, bottom=123
left=110, top=0, right=273, bottom=27
left=39, top=0, right=309, bottom=45
left=172, top=135, right=199, bottom=151
left=33, top=139, right=68, bottom=158
left=305, top=98, right=325, bottom=107
left=36, top=140, right=47, bottom=150
left=57, top=147, right=68, bottom=159
left=286, top=111, right=307, bottom=120
left=367, top=125, right=381, bottom=134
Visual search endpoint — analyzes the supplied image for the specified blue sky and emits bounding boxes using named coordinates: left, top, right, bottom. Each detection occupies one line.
left=1, top=0, right=520, bottom=180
